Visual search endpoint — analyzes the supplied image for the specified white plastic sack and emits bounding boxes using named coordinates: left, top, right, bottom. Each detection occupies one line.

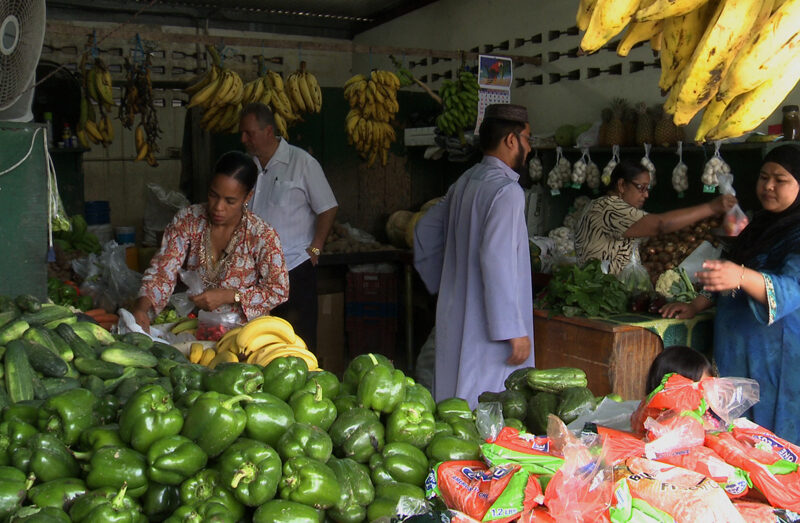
left=143, top=183, right=190, bottom=246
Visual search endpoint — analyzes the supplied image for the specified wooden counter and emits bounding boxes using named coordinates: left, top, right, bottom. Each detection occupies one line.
left=534, top=310, right=663, bottom=401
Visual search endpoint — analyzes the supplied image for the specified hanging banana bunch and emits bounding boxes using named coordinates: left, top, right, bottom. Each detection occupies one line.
left=343, top=70, right=400, bottom=167
left=435, top=70, right=479, bottom=140
left=286, top=62, right=323, bottom=116
left=120, top=57, right=161, bottom=167
left=76, top=53, right=115, bottom=149
left=575, top=0, right=800, bottom=141
left=184, top=45, right=244, bottom=135
left=239, top=64, right=297, bottom=139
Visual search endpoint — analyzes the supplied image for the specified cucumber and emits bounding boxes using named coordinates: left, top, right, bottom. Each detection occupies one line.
left=0, top=311, right=19, bottom=329
left=526, top=367, right=588, bottom=394
left=36, top=378, right=81, bottom=399
left=71, top=322, right=115, bottom=346
left=14, top=294, right=41, bottom=313
left=150, top=342, right=189, bottom=363
left=121, top=333, right=153, bottom=351
left=19, top=305, right=73, bottom=326
left=24, top=340, right=69, bottom=378
left=23, top=326, right=59, bottom=352
left=0, top=320, right=29, bottom=345
left=5, top=339, right=36, bottom=402
left=55, top=323, right=96, bottom=360
left=42, top=316, right=78, bottom=330
left=43, top=329, right=74, bottom=362
left=73, top=357, right=124, bottom=379
left=100, top=347, right=158, bottom=368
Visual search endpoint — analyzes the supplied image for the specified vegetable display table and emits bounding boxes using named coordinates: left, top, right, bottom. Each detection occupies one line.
left=533, top=310, right=714, bottom=401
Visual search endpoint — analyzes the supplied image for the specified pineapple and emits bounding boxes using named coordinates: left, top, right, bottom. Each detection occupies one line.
left=654, top=105, right=680, bottom=146
left=598, top=107, right=612, bottom=147
left=605, top=98, right=627, bottom=147
left=635, top=102, right=655, bottom=145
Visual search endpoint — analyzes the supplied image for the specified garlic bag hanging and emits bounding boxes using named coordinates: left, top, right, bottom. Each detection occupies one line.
left=571, top=149, right=589, bottom=187
left=671, top=141, right=689, bottom=197
left=602, top=145, right=620, bottom=187
left=701, top=141, right=731, bottom=191
left=718, top=172, right=749, bottom=236
left=641, top=143, right=656, bottom=186
left=547, top=146, right=571, bottom=194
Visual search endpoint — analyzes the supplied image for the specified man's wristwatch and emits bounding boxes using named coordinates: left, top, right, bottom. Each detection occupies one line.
left=308, top=246, right=321, bottom=256
left=233, top=291, right=241, bottom=304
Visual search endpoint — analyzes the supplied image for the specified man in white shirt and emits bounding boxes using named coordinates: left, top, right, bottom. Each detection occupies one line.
left=240, top=103, right=338, bottom=351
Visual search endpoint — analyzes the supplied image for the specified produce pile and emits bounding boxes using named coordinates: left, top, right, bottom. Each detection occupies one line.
left=576, top=0, right=800, bottom=141
left=639, top=216, right=720, bottom=280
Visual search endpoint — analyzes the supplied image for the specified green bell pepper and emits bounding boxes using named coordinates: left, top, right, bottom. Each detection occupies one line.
left=169, top=364, right=207, bottom=399
left=253, top=499, right=320, bottom=523
left=434, top=420, right=454, bottom=437
left=175, top=390, right=203, bottom=413
left=163, top=500, right=233, bottom=523
left=140, top=482, right=181, bottom=522
left=426, top=434, right=481, bottom=463
left=446, top=416, right=481, bottom=444
left=218, top=438, right=281, bottom=507
left=3, top=402, right=42, bottom=425
left=261, top=356, right=308, bottom=400
left=357, top=365, right=406, bottom=414
left=9, top=506, right=71, bottom=522
left=68, top=484, right=146, bottom=523
left=288, top=381, right=337, bottom=431
left=342, top=353, right=393, bottom=395
left=368, top=442, right=429, bottom=487
left=146, top=435, right=207, bottom=486
left=181, top=392, right=250, bottom=458
left=329, top=407, right=385, bottom=463
left=37, top=388, right=99, bottom=446
left=156, top=358, right=180, bottom=379
left=333, top=395, right=360, bottom=415
left=0, top=420, right=37, bottom=464
left=367, top=482, right=426, bottom=521
left=12, top=433, right=80, bottom=483
left=242, top=392, right=294, bottom=447
left=78, top=425, right=124, bottom=454
left=276, top=422, right=332, bottom=463
left=96, top=394, right=120, bottom=425
left=80, top=375, right=106, bottom=399
left=119, top=384, right=183, bottom=453
left=403, top=382, right=436, bottom=413
left=504, top=417, right=526, bottom=431
left=86, top=446, right=148, bottom=498
left=203, top=363, right=263, bottom=396
left=327, top=457, right=375, bottom=523
left=386, top=401, right=435, bottom=448
left=294, top=370, right=341, bottom=400
left=279, top=456, right=341, bottom=509
left=27, top=478, right=87, bottom=511
left=436, top=397, right=473, bottom=421
left=178, top=469, right=244, bottom=521
left=0, top=466, right=34, bottom=520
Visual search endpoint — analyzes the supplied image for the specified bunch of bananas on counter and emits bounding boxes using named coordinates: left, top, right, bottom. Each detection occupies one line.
left=435, top=70, right=479, bottom=138
left=184, top=47, right=244, bottom=134
left=76, top=55, right=115, bottom=149
left=241, top=70, right=298, bottom=139
left=576, top=0, right=800, bottom=141
left=120, top=58, right=161, bottom=167
left=204, top=315, right=319, bottom=370
left=343, top=70, right=400, bottom=167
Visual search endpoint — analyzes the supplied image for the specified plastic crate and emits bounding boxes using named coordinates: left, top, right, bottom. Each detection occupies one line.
left=346, top=272, right=398, bottom=304
left=345, top=316, right=397, bottom=360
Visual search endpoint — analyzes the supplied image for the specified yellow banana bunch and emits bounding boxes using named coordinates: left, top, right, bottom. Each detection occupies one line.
left=184, top=57, right=244, bottom=135
left=658, top=3, right=715, bottom=93
left=579, top=0, right=641, bottom=53
left=616, top=0, right=663, bottom=57
left=247, top=344, right=319, bottom=371
left=77, top=54, right=116, bottom=149
left=343, top=70, right=400, bottom=167
left=635, top=0, right=713, bottom=21
left=284, top=65, right=323, bottom=115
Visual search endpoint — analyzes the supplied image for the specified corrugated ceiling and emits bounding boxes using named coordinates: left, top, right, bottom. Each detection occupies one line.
left=45, top=0, right=439, bottom=39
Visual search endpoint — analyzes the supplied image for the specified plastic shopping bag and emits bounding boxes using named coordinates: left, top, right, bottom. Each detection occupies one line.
left=718, top=172, right=749, bottom=236
left=196, top=310, right=240, bottom=341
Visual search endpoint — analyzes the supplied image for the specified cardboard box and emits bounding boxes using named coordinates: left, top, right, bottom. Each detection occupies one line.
left=316, top=292, right=345, bottom=377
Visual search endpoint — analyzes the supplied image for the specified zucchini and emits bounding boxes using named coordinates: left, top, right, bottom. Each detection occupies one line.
left=557, top=387, right=597, bottom=424
left=74, top=357, right=124, bottom=379
left=525, top=391, right=558, bottom=435
left=36, top=378, right=81, bottom=399
left=0, top=311, right=19, bottom=329
left=71, top=322, right=115, bottom=346
left=19, top=305, right=73, bottom=326
left=526, top=367, right=588, bottom=394
left=121, top=333, right=153, bottom=350
left=100, top=347, right=158, bottom=368
left=0, top=320, right=30, bottom=345
left=5, top=339, right=36, bottom=402
left=150, top=342, right=189, bottom=363
left=55, top=323, right=96, bottom=360
left=14, top=294, right=41, bottom=313
left=24, top=340, right=69, bottom=378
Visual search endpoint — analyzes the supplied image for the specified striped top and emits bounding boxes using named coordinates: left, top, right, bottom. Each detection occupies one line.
left=574, top=195, right=647, bottom=274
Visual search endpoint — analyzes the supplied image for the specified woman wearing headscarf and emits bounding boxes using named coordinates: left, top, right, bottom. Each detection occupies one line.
left=661, top=144, right=800, bottom=443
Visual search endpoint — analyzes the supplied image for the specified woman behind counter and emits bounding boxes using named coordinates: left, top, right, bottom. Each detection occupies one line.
left=574, top=159, right=736, bottom=274
left=662, top=144, right=800, bottom=444
left=132, top=151, right=289, bottom=332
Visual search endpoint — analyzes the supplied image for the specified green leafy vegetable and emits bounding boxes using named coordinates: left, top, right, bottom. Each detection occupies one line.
left=536, top=260, right=629, bottom=317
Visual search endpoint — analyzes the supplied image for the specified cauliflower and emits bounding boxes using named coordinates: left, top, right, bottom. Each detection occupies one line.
left=655, top=268, right=698, bottom=302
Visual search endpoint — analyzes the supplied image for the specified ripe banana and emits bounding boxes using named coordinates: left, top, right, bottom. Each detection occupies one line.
left=664, top=0, right=765, bottom=125
left=199, top=347, right=216, bottom=366
left=706, top=66, right=800, bottom=140
left=580, top=0, right=640, bottom=53
left=658, top=3, right=715, bottom=93
left=135, top=124, right=145, bottom=151
left=576, top=0, right=597, bottom=30
left=344, top=71, right=400, bottom=167
left=635, top=0, right=712, bottom=21
left=236, top=315, right=296, bottom=350
left=298, top=73, right=315, bottom=113
left=617, top=19, right=663, bottom=56
left=188, top=75, right=221, bottom=108
left=694, top=97, right=729, bottom=141
left=305, top=72, right=322, bottom=112
left=189, top=343, right=204, bottom=364
left=267, top=71, right=284, bottom=92
left=715, top=0, right=800, bottom=102
left=135, top=142, right=149, bottom=162
left=244, top=333, right=288, bottom=354
left=84, top=120, right=104, bottom=144
left=208, top=348, right=239, bottom=369
left=286, top=73, right=307, bottom=113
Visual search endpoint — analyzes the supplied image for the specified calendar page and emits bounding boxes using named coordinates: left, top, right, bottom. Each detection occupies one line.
left=475, top=55, right=513, bottom=134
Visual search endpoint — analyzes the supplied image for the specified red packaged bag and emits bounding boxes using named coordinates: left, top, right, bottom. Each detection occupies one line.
left=425, top=460, right=542, bottom=522
left=591, top=425, right=646, bottom=464
left=480, top=426, right=563, bottom=475
left=657, top=444, right=750, bottom=498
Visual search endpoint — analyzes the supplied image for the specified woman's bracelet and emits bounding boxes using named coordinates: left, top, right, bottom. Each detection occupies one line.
left=738, top=264, right=745, bottom=290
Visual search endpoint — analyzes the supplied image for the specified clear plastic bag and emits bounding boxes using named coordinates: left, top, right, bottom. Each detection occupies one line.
left=196, top=309, right=241, bottom=341
left=703, top=377, right=760, bottom=424
left=718, top=172, right=749, bottom=236
left=618, top=245, right=654, bottom=295
left=143, top=183, right=190, bottom=246
left=475, top=401, right=504, bottom=442
left=170, top=269, right=205, bottom=317
left=72, top=241, right=142, bottom=312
